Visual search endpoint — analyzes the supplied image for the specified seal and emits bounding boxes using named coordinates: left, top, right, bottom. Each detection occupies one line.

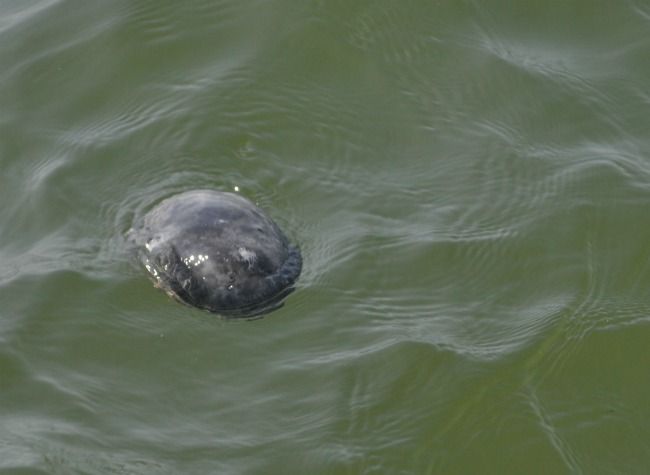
left=131, top=190, right=302, bottom=318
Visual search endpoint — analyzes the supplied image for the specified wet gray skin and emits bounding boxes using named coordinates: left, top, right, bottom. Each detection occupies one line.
left=131, top=190, right=302, bottom=318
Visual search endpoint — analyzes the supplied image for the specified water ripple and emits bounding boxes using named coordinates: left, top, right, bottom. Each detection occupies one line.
left=0, top=0, right=60, bottom=37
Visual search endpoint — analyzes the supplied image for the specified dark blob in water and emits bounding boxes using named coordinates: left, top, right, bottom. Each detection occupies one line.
left=132, top=190, right=302, bottom=318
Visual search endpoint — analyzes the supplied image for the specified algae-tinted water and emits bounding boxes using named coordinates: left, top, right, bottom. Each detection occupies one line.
left=2, top=1, right=650, bottom=473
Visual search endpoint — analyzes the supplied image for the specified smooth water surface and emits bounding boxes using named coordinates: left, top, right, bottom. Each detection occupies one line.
left=2, top=1, right=650, bottom=473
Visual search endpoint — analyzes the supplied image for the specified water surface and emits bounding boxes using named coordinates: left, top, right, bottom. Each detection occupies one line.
left=2, top=1, right=650, bottom=473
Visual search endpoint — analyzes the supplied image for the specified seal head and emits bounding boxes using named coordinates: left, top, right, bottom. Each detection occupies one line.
left=132, top=190, right=302, bottom=317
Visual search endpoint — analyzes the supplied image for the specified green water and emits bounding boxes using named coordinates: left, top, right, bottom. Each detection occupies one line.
left=2, top=1, right=650, bottom=473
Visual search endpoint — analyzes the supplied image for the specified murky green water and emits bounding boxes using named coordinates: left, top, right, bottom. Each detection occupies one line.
left=2, top=1, right=650, bottom=473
